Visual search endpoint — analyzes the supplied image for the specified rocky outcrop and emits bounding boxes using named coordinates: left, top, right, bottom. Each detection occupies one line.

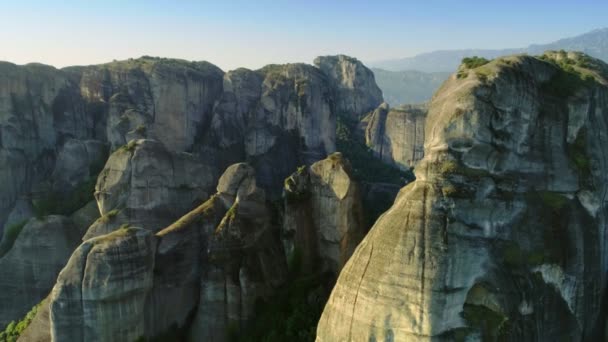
left=283, top=153, right=364, bottom=276
left=0, top=216, right=83, bottom=328
left=0, top=54, right=385, bottom=337
left=317, top=51, right=608, bottom=341
left=90, top=139, right=215, bottom=237
left=74, top=57, right=225, bottom=152
left=207, top=64, right=337, bottom=193
left=364, top=103, right=427, bottom=170
left=0, top=54, right=382, bottom=235
left=314, top=55, right=383, bottom=119
left=50, top=227, right=156, bottom=342
left=48, top=163, right=287, bottom=342
left=190, top=163, right=287, bottom=341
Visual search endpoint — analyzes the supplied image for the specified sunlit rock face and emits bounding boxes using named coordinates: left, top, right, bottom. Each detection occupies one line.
left=317, top=52, right=608, bottom=341
left=314, top=55, right=383, bottom=119
left=208, top=64, right=338, bottom=193
left=48, top=163, right=287, bottom=342
left=282, top=152, right=365, bottom=277
left=365, top=102, right=427, bottom=170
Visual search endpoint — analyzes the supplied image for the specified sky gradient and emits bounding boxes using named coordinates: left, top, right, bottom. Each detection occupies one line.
left=1, top=0, right=606, bottom=71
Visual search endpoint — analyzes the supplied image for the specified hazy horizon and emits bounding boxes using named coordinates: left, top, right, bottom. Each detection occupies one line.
left=1, top=0, right=606, bottom=71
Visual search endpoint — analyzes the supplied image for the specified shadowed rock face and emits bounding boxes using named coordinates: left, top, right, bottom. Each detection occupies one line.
left=314, top=55, right=383, bottom=119
left=207, top=64, right=338, bottom=193
left=282, top=153, right=365, bottom=277
left=0, top=54, right=385, bottom=338
left=0, top=55, right=382, bottom=237
left=365, top=103, right=427, bottom=170
left=0, top=216, right=84, bottom=328
left=317, top=51, right=608, bottom=341
left=47, top=163, right=287, bottom=342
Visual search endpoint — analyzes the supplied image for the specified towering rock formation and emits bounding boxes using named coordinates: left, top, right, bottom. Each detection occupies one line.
left=365, top=103, right=427, bottom=170
left=314, top=55, right=383, bottom=119
left=317, top=51, right=608, bottom=341
left=207, top=64, right=337, bottom=192
left=282, top=153, right=365, bottom=276
left=0, top=54, right=386, bottom=338
left=85, top=139, right=215, bottom=239
left=48, top=163, right=287, bottom=342
left=50, top=227, right=157, bottom=342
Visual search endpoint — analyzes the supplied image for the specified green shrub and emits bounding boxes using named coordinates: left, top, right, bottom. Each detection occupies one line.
left=0, top=220, right=28, bottom=257
left=336, top=114, right=413, bottom=186
left=462, top=304, right=509, bottom=340
left=461, top=56, right=490, bottom=69
left=567, top=128, right=592, bottom=187
left=336, top=114, right=414, bottom=227
left=236, top=273, right=329, bottom=342
left=33, top=178, right=97, bottom=218
left=0, top=299, right=44, bottom=341
left=538, top=191, right=568, bottom=210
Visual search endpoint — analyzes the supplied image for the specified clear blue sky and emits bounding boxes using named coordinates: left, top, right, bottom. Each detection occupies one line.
left=0, top=0, right=606, bottom=71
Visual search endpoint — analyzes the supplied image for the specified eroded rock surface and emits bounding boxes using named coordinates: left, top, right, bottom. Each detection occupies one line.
left=314, top=55, right=383, bottom=119
left=48, top=163, right=287, bottom=342
left=0, top=216, right=83, bottom=328
left=50, top=227, right=156, bottom=342
left=317, top=51, right=608, bottom=341
left=283, top=153, right=365, bottom=276
left=365, top=102, right=427, bottom=170
left=89, top=139, right=215, bottom=237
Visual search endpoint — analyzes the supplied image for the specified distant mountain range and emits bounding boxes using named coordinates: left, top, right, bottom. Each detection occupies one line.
left=371, top=68, right=450, bottom=105
left=371, top=28, right=608, bottom=106
left=371, top=28, right=608, bottom=72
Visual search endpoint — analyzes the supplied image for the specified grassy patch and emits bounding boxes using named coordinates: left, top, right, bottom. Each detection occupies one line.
left=99, top=209, right=120, bottom=224
left=33, top=178, right=97, bottom=218
left=537, top=191, right=568, bottom=210
left=436, top=160, right=489, bottom=179
left=336, top=114, right=414, bottom=227
left=462, top=304, right=509, bottom=341
left=235, top=273, right=329, bottom=342
left=336, top=114, right=412, bottom=185
left=0, top=220, right=28, bottom=257
left=0, top=299, right=45, bottom=341
left=118, top=140, right=138, bottom=153
left=539, top=53, right=597, bottom=98
left=462, top=56, right=491, bottom=69
left=567, top=128, right=592, bottom=187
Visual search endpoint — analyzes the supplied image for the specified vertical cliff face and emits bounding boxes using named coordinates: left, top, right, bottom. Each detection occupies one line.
left=317, top=51, right=608, bottom=341
left=207, top=64, right=338, bottom=192
left=365, top=103, right=427, bottom=170
left=86, top=139, right=215, bottom=239
left=47, top=163, right=288, bottom=342
left=283, top=153, right=365, bottom=276
left=0, top=54, right=386, bottom=339
left=314, top=55, right=384, bottom=119
left=0, top=216, right=83, bottom=328
left=75, top=57, right=225, bottom=152
left=50, top=227, right=157, bottom=342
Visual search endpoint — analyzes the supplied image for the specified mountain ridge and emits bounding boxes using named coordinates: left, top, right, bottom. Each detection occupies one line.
left=371, top=27, right=608, bottom=72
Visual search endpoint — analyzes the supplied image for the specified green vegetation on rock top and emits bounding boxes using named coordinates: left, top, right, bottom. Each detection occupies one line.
left=0, top=299, right=45, bottom=342
left=461, top=56, right=491, bottom=69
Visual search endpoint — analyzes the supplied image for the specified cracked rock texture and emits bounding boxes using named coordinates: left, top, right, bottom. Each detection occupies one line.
left=317, top=51, right=608, bottom=341
left=0, top=216, right=83, bottom=328
left=314, top=55, right=383, bottom=119
left=282, top=153, right=365, bottom=276
left=47, top=163, right=287, bottom=342
left=365, top=102, right=427, bottom=170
